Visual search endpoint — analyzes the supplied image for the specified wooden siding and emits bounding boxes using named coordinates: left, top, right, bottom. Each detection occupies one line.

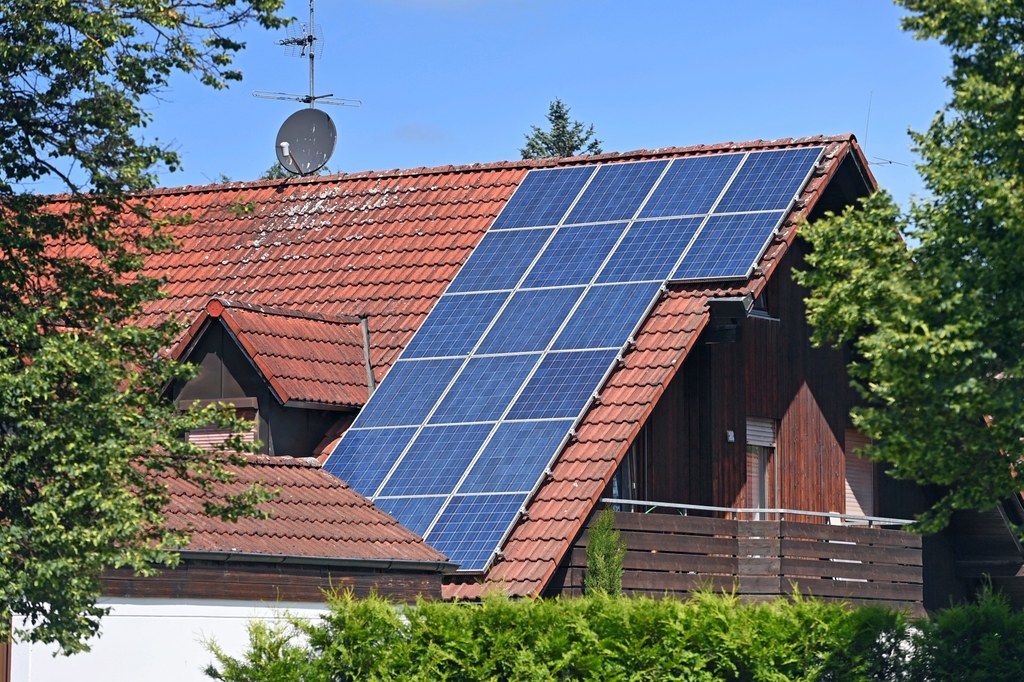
left=640, top=244, right=851, bottom=515
left=102, top=560, right=442, bottom=603
left=558, top=512, right=923, bottom=615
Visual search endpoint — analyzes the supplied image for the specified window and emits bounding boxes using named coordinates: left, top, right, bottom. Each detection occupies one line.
left=746, top=418, right=777, bottom=520
left=844, top=429, right=875, bottom=518
left=178, top=397, right=259, bottom=451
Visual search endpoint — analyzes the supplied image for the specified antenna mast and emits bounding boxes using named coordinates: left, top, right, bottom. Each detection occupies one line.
left=253, top=0, right=361, bottom=108
left=255, top=0, right=359, bottom=176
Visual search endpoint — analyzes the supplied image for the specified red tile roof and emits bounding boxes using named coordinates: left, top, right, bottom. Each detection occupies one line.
left=157, top=453, right=451, bottom=566
left=125, top=134, right=870, bottom=594
left=136, top=164, right=527, bottom=380
left=174, top=298, right=369, bottom=408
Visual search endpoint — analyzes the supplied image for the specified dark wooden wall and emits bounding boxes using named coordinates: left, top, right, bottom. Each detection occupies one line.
left=171, top=322, right=348, bottom=458
left=640, top=244, right=850, bottom=515
left=103, top=560, right=442, bottom=603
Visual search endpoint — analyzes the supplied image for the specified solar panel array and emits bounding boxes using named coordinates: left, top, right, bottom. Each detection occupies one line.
left=326, top=146, right=823, bottom=571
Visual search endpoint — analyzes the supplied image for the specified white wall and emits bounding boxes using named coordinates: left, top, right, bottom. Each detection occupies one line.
left=11, top=598, right=327, bottom=682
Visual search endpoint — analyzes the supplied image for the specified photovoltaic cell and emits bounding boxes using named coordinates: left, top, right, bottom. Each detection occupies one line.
left=426, top=493, right=528, bottom=571
left=507, top=349, right=620, bottom=420
left=322, top=426, right=417, bottom=495
left=459, top=420, right=574, bottom=494
left=521, top=223, right=626, bottom=288
left=376, top=423, right=493, bottom=496
left=492, top=166, right=594, bottom=230
left=671, top=211, right=785, bottom=280
left=715, top=147, right=821, bottom=213
left=375, top=496, right=447, bottom=537
left=597, top=217, right=704, bottom=283
left=477, top=287, right=584, bottom=354
left=354, top=358, right=463, bottom=428
left=447, top=228, right=553, bottom=293
left=429, top=354, right=539, bottom=424
left=553, top=282, right=662, bottom=350
left=565, top=160, right=668, bottom=225
left=402, top=292, right=507, bottom=359
left=639, top=153, right=742, bottom=218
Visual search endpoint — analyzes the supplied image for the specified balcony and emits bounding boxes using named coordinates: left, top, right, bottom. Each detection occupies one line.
left=560, top=501, right=923, bottom=615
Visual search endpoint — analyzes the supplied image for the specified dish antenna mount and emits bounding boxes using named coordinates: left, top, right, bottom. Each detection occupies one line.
left=253, top=0, right=360, bottom=175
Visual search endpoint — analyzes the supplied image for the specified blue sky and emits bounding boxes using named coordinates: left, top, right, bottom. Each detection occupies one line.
left=145, top=0, right=951, bottom=208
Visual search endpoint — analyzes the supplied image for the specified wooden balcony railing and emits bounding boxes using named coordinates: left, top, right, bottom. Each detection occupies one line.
left=560, top=503, right=923, bottom=614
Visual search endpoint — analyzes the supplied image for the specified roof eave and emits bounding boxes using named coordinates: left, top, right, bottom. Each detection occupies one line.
left=175, top=549, right=458, bottom=574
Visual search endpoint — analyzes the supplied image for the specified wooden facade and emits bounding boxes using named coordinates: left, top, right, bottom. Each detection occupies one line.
left=170, top=321, right=351, bottom=458
left=631, top=244, right=855, bottom=518
left=554, top=512, right=924, bottom=615
left=102, top=558, right=443, bottom=604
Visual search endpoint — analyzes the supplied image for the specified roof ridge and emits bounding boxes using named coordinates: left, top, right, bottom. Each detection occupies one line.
left=132, top=134, right=856, bottom=199
left=236, top=453, right=326, bottom=469
left=208, top=298, right=362, bottom=325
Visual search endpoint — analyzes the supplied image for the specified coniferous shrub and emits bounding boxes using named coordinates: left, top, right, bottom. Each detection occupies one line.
left=584, top=507, right=626, bottom=596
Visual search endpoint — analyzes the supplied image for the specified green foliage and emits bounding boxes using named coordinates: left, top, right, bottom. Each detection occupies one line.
left=521, top=98, right=603, bottom=159
left=262, top=162, right=293, bottom=180
left=585, top=507, right=625, bottom=596
left=907, top=587, right=1024, bottom=681
left=797, top=1, right=1024, bottom=529
left=212, top=591, right=1024, bottom=682
left=0, top=0, right=286, bottom=654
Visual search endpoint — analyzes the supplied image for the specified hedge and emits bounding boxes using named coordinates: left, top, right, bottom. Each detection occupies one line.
left=205, top=589, right=1024, bottom=681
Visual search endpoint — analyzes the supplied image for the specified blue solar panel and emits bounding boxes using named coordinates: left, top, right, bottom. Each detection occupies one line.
left=355, top=358, right=463, bottom=428
left=507, top=349, right=620, bottom=420
left=597, top=218, right=704, bottom=284
left=327, top=146, right=825, bottom=571
left=521, top=223, right=626, bottom=288
left=459, top=420, right=574, bottom=494
left=429, top=354, right=538, bottom=424
left=402, top=292, right=507, bottom=359
left=565, top=160, right=668, bottom=225
left=671, top=211, right=785, bottom=280
left=640, top=153, right=742, bottom=218
left=492, top=166, right=595, bottom=230
left=447, top=228, right=553, bottom=293
left=477, top=287, right=583, bottom=354
left=715, top=147, right=821, bottom=213
left=375, top=496, right=447, bottom=537
left=554, top=282, right=662, bottom=350
left=376, top=423, right=493, bottom=496
left=426, top=493, right=528, bottom=571
left=323, top=426, right=417, bottom=495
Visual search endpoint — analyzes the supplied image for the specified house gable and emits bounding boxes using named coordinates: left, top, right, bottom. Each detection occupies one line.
left=170, top=298, right=364, bottom=457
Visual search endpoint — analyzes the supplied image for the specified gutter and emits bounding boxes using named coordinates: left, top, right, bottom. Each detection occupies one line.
left=175, top=549, right=458, bottom=574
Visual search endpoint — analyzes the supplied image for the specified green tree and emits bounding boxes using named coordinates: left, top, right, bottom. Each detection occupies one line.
left=0, top=0, right=285, bottom=653
left=797, top=1, right=1024, bottom=530
left=521, top=98, right=603, bottom=159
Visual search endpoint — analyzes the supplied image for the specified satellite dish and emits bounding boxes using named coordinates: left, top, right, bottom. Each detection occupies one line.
left=275, top=108, right=337, bottom=175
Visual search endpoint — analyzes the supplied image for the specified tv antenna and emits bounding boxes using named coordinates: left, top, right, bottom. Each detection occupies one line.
left=253, top=0, right=361, bottom=175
